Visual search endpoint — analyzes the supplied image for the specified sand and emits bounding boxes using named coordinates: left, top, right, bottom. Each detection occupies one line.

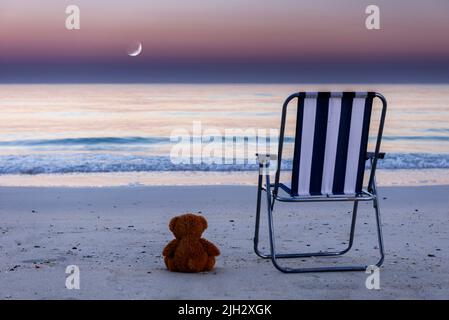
left=0, top=185, right=448, bottom=299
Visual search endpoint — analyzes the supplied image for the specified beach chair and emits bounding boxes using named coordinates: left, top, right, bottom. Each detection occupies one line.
left=254, top=92, right=387, bottom=273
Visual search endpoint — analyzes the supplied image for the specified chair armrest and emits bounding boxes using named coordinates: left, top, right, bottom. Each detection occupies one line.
left=255, top=153, right=277, bottom=165
left=366, top=152, right=385, bottom=160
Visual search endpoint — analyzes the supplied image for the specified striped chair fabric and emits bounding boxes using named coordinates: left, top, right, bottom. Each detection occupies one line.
left=290, top=92, right=375, bottom=196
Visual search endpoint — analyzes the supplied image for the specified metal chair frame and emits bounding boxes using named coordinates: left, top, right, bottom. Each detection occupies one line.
left=254, top=92, right=387, bottom=273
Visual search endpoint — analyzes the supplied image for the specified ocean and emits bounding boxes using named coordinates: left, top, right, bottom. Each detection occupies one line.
left=0, top=84, right=448, bottom=186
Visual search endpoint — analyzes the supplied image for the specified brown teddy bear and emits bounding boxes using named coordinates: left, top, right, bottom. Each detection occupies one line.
left=162, top=213, right=220, bottom=273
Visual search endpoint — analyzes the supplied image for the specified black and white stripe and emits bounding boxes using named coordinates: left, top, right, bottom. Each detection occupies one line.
left=290, top=92, right=374, bottom=196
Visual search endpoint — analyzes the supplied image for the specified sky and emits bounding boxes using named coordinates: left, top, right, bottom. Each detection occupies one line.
left=1, top=0, right=449, bottom=83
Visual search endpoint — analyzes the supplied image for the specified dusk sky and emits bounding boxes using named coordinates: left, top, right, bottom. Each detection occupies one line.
left=1, top=0, right=449, bottom=82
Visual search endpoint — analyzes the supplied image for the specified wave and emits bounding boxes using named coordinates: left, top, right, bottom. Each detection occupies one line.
left=378, top=135, right=449, bottom=142
left=1, top=134, right=448, bottom=148
left=0, top=136, right=169, bottom=147
left=374, top=153, right=449, bottom=169
left=0, top=153, right=449, bottom=174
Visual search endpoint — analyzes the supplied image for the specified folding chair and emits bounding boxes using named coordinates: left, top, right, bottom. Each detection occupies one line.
left=254, top=92, right=387, bottom=273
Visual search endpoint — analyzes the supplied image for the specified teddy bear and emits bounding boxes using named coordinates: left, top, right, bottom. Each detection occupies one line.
left=162, top=213, right=220, bottom=273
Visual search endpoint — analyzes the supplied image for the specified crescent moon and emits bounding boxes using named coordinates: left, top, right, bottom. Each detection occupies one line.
left=128, top=42, right=142, bottom=57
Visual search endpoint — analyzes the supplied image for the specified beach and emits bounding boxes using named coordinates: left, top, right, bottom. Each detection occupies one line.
left=1, top=184, right=448, bottom=299
left=1, top=84, right=448, bottom=299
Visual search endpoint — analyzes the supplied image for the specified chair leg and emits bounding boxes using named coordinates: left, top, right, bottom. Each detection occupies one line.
left=340, top=201, right=358, bottom=255
left=266, top=190, right=366, bottom=273
left=373, top=192, right=385, bottom=267
left=255, top=177, right=385, bottom=273
left=253, top=171, right=267, bottom=258
left=254, top=194, right=359, bottom=259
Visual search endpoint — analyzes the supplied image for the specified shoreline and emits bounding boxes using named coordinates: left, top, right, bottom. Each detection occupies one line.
left=0, top=168, right=449, bottom=187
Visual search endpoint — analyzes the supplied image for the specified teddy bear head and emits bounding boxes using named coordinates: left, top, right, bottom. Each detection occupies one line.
left=169, top=213, right=208, bottom=239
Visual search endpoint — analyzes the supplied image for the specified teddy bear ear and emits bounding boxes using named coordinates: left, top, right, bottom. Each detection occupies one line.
left=169, top=216, right=178, bottom=232
left=199, top=215, right=208, bottom=230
